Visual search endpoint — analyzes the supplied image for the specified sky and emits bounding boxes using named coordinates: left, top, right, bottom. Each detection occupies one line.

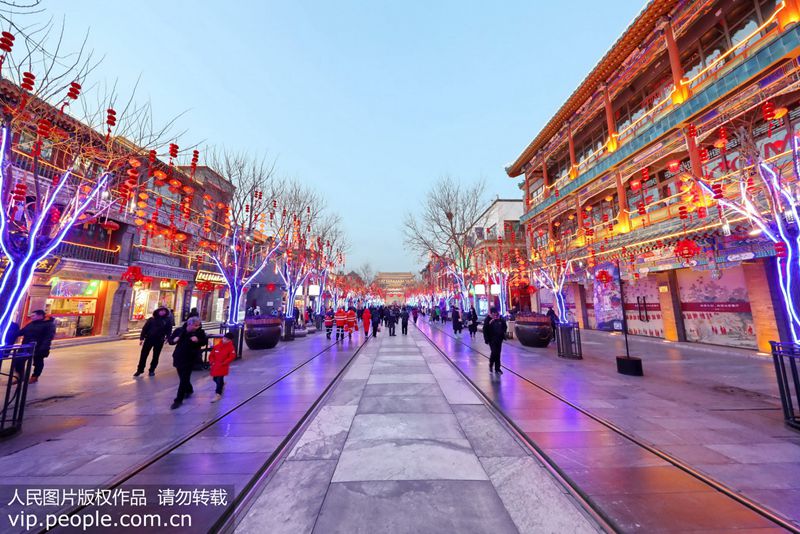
left=39, top=0, right=643, bottom=273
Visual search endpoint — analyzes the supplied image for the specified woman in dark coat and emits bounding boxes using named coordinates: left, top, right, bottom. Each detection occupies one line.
left=169, top=317, right=208, bottom=409
left=452, top=307, right=462, bottom=334
left=468, top=306, right=479, bottom=339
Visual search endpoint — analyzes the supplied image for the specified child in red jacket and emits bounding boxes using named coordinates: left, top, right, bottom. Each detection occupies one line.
left=209, top=332, right=237, bottom=403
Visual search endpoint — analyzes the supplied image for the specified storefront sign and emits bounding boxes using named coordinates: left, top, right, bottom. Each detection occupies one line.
left=159, top=279, right=175, bottom=290
left=196, top=270, right=226, bottom=284
left=726, top=252, right=755, bottom=262
left=680, top=301, right=752, bottom=313
left=0, top=256, right=60, bottom=274
left=136, top=262, right=194, bottom=281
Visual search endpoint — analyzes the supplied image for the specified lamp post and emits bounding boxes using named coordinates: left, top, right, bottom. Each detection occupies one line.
left=614, top=260, right=643, bottom=376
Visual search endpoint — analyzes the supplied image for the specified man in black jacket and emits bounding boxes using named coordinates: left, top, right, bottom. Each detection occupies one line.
left=135, top=307, right=172, bottom=377
left=17, top=310, right=56, bottom=383
left=400, top=307, right=410, bottom=335
left=483, top=307, right=507, bottom=375
left=169, top=317, right=208, bottom=409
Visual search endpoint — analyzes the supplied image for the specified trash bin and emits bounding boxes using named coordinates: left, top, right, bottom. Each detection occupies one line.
left=555, top=322, right=582, bottom=360
left=0, top=344, right=35, bottom=438
left=771, top=341, right=800, bottom=431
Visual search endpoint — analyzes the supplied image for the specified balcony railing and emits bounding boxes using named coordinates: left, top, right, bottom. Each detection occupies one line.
left=53, top=241, right=121, bottom=265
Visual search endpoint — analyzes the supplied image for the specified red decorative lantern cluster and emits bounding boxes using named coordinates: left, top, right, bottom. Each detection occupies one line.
left=774, top=241, right=788, bottom=258
left=674, top=238, right=701, bottom=261
left=121, top=266, right=144, bottom=284
left=763, top=101, right=776, bottom=137
left=687, top=124, right=697, bottom=138
left=0, top=31, right=15, bottom=54
left=176, top=280, right=188, bottom=287
left=190, top=149, right=199, bottom=177
left=21, top=71, right=35, bottom=92
left=595, top=269, right=613, bottom=285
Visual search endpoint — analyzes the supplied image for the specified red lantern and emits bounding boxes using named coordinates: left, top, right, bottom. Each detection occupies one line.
left=774, top=241, right=788, bottom=258
left=526, top=286, right=537, bottom=295
left=763, top=101, right=776, bottom=137
left=668, top=160, right=681, bottom=173
left=687, top=124, right=697, bottom=138
left=595, top=269, right=613, bottom=285
left=266, top=283, right=276, bottom=292
left=674, top=238, right=701, bottom=261
left=176, top=280, right=189, bottom=287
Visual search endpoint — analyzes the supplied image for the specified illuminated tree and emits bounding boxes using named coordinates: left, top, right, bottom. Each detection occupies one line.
left=690, top=122, right=800, bottom=343
left=0, top=27, right=178, bottom=341
left=403, top=175, right=485, bottom=308
left=272, top=182, right=325, bottom=319
left=310, top=215, right=347, bottom=314
left=203, top=151, right=281, bottom=325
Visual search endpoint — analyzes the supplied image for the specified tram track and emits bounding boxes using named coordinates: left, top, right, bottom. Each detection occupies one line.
left=417, top=320, right=800, bottom=533
left=42, top=333, right=369, bottom=534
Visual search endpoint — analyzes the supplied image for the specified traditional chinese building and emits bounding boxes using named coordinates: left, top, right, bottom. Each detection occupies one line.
left=374, top=272, right=415, bottom=303
left=507, top=0, right=799, bottom=351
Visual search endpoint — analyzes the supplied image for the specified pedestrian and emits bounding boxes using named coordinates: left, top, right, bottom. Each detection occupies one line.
left=209, top=331, right=237, bottom=403
left=412, top=307, right=419, bottom=324
left=483, top=307, right=507, bottom=374
left=324, top=307, right=334, bottom=339
left=17, top=310, right=56, bottom=383
left=452, top=306, right=462, bottom=334
left=400, top=306, right=410, bottom=335
left=169, top=317, right=208, bottom=409
left=362, top=307, right=372, bottom=338
left=386, top=307, right=397, bottom=336
left=187, top=307, right=200, bottom=319
left=371, top=307, right=381, bottom=337
left=546, top=307, right=558, bottom=339
left=346, top=306, right=357, bottom=341
left=468, top=305, right=479, bottom=339
left=334, top=306, right=348, bottom=342
left=135, top=306, right=172, bottom=377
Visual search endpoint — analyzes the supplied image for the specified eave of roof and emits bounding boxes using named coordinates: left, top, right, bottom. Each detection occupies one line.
left=505, top=0, right=680, bottom=178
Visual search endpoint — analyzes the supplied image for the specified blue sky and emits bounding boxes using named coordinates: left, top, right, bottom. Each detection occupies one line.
left=46, top=0, right=643, bottom=273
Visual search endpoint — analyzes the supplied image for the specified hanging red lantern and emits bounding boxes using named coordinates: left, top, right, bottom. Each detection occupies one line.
left=763, top=101, right=776, bottom=137
left=176, top=280, right=188, bottom=287
left=679, top=205, right=688, bottom=220
left=668, top=160, right=681, bottom=173
left=21, top=71, right=35, bottom=92
left=595, top=269, right=613, bottom=285
left=0, top=31, right=15, bottom=55
left=698, top=147, right=709, bottom=162
left=687, top=124, right=697, bottom=138
left=774, top=241, right=788, bottom=258
left=674, top=238, right=701, bottom=261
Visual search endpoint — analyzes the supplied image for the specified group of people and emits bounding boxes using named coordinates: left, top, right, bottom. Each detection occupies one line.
left=323, top=304, right=420, bottom=340
left=136, top=307, right=237, bottom=409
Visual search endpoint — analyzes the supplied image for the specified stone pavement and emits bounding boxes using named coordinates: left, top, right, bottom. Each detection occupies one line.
left=237, top=327, right=601, bottom=534
left=421, top=319, right=800, bottom=530
left=0, top=331, right=358, bottom=492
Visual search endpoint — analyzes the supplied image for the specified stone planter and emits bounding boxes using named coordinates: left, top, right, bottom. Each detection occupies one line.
left=514, top=314, right=553, bottom=348
left=244, top=317, right=282, bottom=350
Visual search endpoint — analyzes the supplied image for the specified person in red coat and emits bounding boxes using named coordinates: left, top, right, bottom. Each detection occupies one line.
left=209, top=331, right=237, bottom=403
left=346, top=307, right=357, bottom=341
left=334, top=306, right=348, bottom=342
left=361, top=308, right=371, bottom=338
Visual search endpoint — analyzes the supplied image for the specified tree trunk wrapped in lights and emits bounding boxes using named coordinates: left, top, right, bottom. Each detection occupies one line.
left=0, top=31, right=181, bottom=341
left=202, top=151, right=282, bottom=325
left=691, top=125, right=800, bottom=343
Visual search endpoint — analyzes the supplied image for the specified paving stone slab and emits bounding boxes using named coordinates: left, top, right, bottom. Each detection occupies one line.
left=332, top=438, right=488, bottom=482
left=313, top=480, right=518, bottom=534
left=357, top=394, right=452, bottom=414
left=288, top=406, right=358, bottom=460
left=347, top=413, right=465, bottom=441
left=366, top=373, right=436, bottom=385
left=236, top=460, right=338, bottom=534
left=452, top=405, right=528, bottom=457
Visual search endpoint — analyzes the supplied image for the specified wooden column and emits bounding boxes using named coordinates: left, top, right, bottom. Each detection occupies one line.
left=655, top=270, right=686, bottom=342
left=568, top=122, right=578, bottom=179
left=571, top=282, right=590, bottom=329
left=614, top=170, right=630, bottom=231
left=743, top=258, right=787, bottom=351
left=658, top=17, right=690, bottom=104
left=542, top=160, right=550, bottom=199
left=601, top=84, right=618, bottom=152
left=778, top=0, right=800, bottom=31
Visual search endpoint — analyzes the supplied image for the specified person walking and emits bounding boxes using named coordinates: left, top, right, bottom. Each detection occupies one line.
left=468, top=306, right=479, bottom=339
left=483, top=307, right=507, bottom=375
left=17, top=310, right=56, bottom=383
left=452, top=306, right=462, bottom=334
left=346, top=307, right=357, bottom=341
left=334, top=306, right=348, bottom=342
left=324, top=307, right=334, bottom=339
left=361, top=307, right=372, bottom=338
left=209, top=331, right=237, bottom=403
left=400, top=306, right=410, bottom=335
left=370, top=307, right=381, bottom=337
left=135, top=307, right=172, bottom=377
left=169, top=317, right=208, bottom=409
left=412, top=307, right=419, bottom=324
left=386, top=307, right=397, bottom=336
